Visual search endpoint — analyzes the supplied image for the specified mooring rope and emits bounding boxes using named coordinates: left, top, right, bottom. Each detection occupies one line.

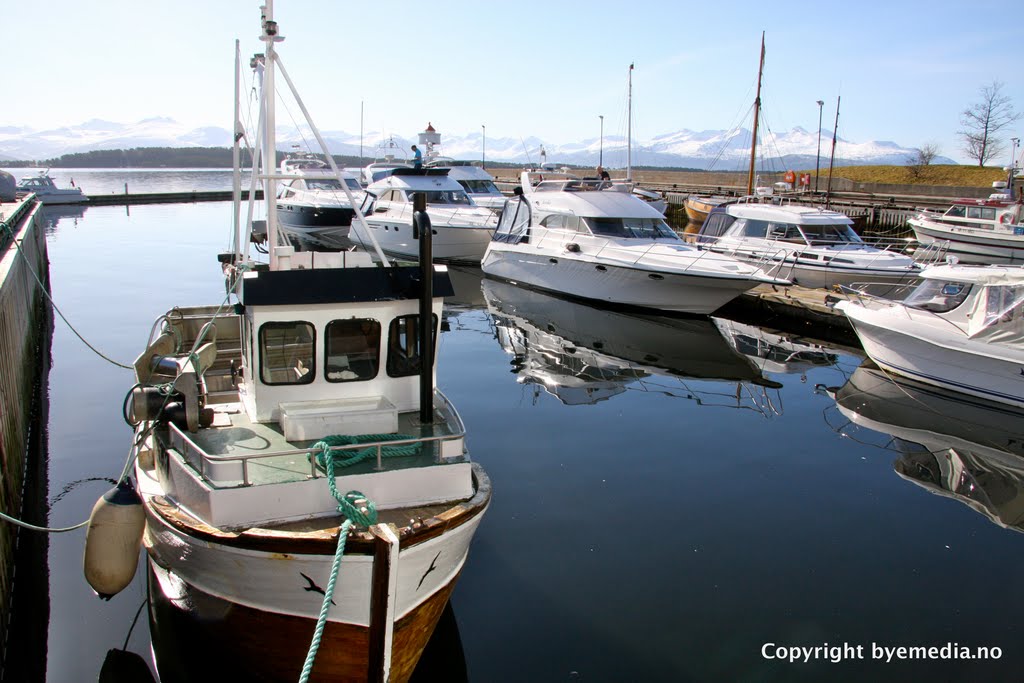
left=299, top=449, right=379, bottom=683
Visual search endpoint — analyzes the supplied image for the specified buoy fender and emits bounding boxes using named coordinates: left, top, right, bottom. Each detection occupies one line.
left=83, top=480, right=146, bottom=599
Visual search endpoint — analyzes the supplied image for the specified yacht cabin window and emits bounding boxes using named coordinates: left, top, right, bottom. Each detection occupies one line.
left=904, top=280, right=972, bottom=313
left=945, top=205, right=966, bottom=218
left=584, top=217, right=676, bottom=239
left=700, top=212, right=736, bottom=239
left=540, top=214, right=582, bottom=232
left=305, top=178, right=361, bottom=191
left=420, top=190, right=472, bottom=206
left=493, top=197, right=531, bottom=244
left=259, top=321, right=316, bottom=385
left=386, top=314, right=439, bottom=378
left=325, top=319, right=381, bottom=382
left=459, top=179, right=500, bottom=194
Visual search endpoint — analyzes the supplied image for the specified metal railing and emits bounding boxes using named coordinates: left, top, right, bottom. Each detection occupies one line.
left=166, top=391, right=466, bottom=487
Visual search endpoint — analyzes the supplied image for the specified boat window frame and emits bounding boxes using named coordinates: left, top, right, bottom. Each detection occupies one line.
left=258, top=320, right=317, bottom=386
left=904, top=279, right=973, bottom=313
left=324, top=318, right=382, bottom=383
left=385, top=313, right=439, bottom=378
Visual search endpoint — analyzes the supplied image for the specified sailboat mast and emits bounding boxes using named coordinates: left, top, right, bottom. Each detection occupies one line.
left=746, top=32, right=765, bottom=196
left=627, top=63, right=633, bottom=181
left=261, top=0, right=281, bottom=269
left=826, top=95, right=840, bottom=208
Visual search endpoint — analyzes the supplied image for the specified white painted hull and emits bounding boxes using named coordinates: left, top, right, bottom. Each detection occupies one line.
left=143, top=496, right=487, bottom=627
left=839, top=303, right=1024, bottom=408
left=34, top=192, right=88, bottom=205
left=481, top=247, right=759, bottom=314
left=709, top=243, right=921, bottom=290
left=910, top=217, right=1024, bottom=263
left=352, top=222, right=493, bottom=263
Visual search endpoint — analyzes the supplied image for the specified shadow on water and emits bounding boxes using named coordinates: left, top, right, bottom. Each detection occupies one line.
left=1, top=291, right=53, bottom=683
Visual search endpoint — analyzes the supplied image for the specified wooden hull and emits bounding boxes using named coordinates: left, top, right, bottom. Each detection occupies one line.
left=147, top=558, right=459, bottom=682
left=684, top=196, right=728, bottom=226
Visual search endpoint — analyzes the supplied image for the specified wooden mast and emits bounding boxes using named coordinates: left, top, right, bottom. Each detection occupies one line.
left=746, top=32, right=765, bottom=196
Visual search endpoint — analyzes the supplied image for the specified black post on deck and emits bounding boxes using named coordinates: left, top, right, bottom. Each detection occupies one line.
left=413, top=192, right=434, bottom=424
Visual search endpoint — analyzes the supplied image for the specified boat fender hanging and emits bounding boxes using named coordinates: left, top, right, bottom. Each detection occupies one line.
left=83, top=479, right=146, bottom=600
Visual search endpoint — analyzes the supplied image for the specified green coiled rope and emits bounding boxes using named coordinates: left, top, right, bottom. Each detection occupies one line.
left=308, top=433, right=421, bottom=472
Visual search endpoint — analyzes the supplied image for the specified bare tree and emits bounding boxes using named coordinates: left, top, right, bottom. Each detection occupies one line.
left=906, top=142, right=941, bottom=180
left=959, top=81, right=1021, bottom=167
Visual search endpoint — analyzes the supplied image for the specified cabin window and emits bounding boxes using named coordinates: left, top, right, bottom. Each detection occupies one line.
left=421, top=190, right=472, bottom=205
left=259, top=321, right=316, bottom=385
left=541, top=214, right=568, bottom=230
left=980, top=207, right=996, bottom=220
left=945, top=205, right=966, bottom=218
left=729, top=218, right=767, bottom=239
left=306, top=179, right=342, bottom=190
left=460, top=179, right=500, bottom=193
left=701, top=212, right=736, bottom=239
left=800, top=224, right=860, bottom=244
left=325, top=319, right=381, bottom=382
left=386, top=314, right=439, bottom=378
left=494, top=196, right=531, bottom=244
left=967, top=207, right=982, bottom=219
left=982, top=286, right=1024, bottom=326
left=904, top=280, right=972, bottom=313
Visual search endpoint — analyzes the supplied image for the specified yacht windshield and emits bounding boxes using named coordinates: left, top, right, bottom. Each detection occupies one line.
left=584, top=217, right=677, bottom=239
left=798, top=223, right=861, bottom=244
left=306, top=178, right=362, bottom=191
left=421, top=190, right=472, bottom=205
left=459, top=179, right=500, bottom=194
left=904, top=279, right=973, bottom=312
left=732, top=219, right=860, bottom=244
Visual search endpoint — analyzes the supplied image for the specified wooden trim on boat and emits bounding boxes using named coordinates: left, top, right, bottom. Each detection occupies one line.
left=146, top=463, right=492, bottom=556
left=147, top=559, right=461, bottom=683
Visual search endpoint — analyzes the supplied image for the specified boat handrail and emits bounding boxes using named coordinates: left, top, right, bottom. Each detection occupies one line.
left=166, top=393, right=466, bottom=487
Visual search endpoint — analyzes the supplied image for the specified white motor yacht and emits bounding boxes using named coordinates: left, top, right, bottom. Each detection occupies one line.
left=276, top=153, right=365, bottom=248
left=353, top=168, right=497, bottom=264
left=480, top=170, right=787, bottom=315
left=426, top=159, right=505, bottom=212
left=696, top=198, right=930, bottom=290
left=17, top=171, right=87, bottom=204
left=908, top=169, right=1024, bottom=263
left=835, top=264, right=1024, bottom=408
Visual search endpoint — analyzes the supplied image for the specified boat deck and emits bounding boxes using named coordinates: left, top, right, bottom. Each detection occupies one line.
left=172, top=403, right=464, bottom=489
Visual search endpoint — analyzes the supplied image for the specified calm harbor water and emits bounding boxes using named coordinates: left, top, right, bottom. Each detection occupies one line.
left=7, top=171, right=1024, bottom=682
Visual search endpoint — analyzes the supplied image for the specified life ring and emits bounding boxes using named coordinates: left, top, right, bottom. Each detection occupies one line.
left=1000, top=213, right=1011, bottom=224
left=783, top=170, right=795, bottom=184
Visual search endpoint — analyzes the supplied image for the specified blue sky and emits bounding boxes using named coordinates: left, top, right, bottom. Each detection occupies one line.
left=5, top=0, right=1022, bottom=164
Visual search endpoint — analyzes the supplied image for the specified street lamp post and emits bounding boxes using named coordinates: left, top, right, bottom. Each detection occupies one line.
left=599, top=115, right=604, bottom=168
left=815, top=100, right=824, bottom=193
left=482, top=125, right=486, bottom=169
left=1011, top=137, right=1019, bottom=167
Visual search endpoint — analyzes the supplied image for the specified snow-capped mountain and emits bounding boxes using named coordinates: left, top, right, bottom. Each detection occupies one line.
left=0, top=119, right=957, bottom=168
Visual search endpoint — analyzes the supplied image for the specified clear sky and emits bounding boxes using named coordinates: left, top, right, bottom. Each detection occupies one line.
left=5, top=0, right=1022, bottom=164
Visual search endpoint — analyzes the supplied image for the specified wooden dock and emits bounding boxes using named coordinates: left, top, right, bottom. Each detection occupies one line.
left=84, top=189, right=263, bottom=206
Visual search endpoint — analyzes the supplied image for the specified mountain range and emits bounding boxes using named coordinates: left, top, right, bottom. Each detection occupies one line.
left=0, top=117, right=958, bottom=168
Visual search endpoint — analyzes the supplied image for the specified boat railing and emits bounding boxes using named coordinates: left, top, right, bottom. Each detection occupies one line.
left=166, top=391, right=467, bottom=487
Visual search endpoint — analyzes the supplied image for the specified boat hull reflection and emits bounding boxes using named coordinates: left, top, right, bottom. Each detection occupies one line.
left=483, top=278, right=781, bottom=408
left=832, top=363, right=1024, bottom=531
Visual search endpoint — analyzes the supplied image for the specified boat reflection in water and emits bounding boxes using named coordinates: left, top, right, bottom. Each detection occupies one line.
left=712, top=317, right=842, bottom=377
left=40, top=203, right=88, bottom=235
left=828, top=363, right=1024, bottom=531
left=482, top=279, right=782, bottom=411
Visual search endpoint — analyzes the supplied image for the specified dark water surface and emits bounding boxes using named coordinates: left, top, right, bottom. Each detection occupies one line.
left=12, top=188, right=1024, bottom=682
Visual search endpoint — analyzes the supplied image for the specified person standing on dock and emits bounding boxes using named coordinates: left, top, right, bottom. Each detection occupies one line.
left=412, top=145, right=422, bottom=169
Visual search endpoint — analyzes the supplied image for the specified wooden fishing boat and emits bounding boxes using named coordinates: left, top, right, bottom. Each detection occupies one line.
left=85, top=5, right=492, bottom=681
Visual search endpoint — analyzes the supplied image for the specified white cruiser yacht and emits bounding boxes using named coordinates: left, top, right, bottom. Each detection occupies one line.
left=836, top=264, right=1024, bottom=408
left=107, top=7, right=491, bottom=681
left=480, top=170, right=787, bottom=315
left=696, top=198, right=929, bottom=290
left=909, top=170, right=1024, bottom=263
left=353, top=168, right=497, bottom=264
left=829, top=363, right=1024, bottom=532
left=426, top=159, right=506, bottom=212
left=276, top=153, right=366, bottom=248
left=17, top=171, right=87, bottom=204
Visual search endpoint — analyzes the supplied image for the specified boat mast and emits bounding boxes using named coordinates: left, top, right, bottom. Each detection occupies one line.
left=260, top=1, right=282, bottom=270
left=746, top=32, right=765, bottom=196
left=627, top=63, right=633, bottom=182
left=232, top=40, right=242, bottom=262
left=826, top=95, right=840, bottom=209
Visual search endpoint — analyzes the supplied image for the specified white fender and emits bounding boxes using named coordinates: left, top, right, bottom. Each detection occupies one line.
left=83, top=479, right=146, bottom=599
